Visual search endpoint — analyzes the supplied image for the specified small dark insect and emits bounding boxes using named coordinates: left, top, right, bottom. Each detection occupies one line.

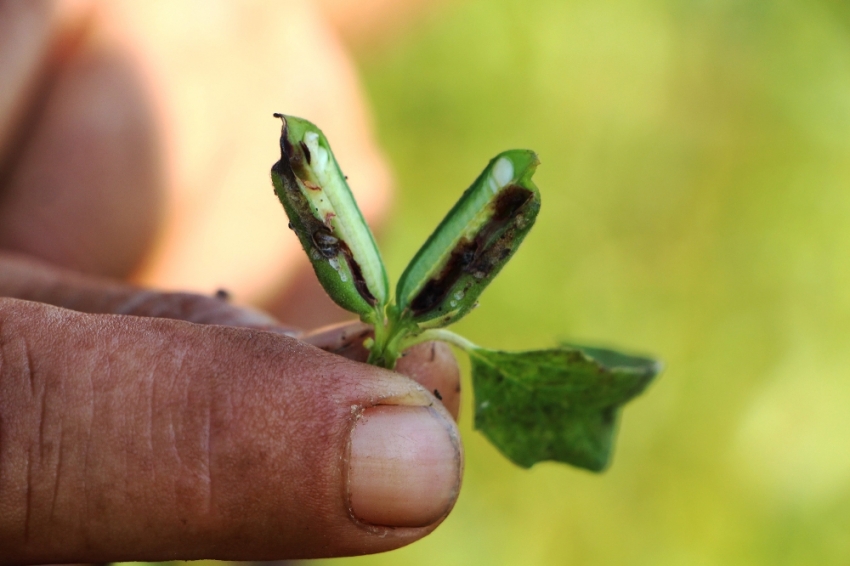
left=434, top=389, right=443, bottom=400
left=287, top=222, right=294, bottom=230
left=214, top=288, right=231, bottom=301
left=312, top=228, right=340, bottom=258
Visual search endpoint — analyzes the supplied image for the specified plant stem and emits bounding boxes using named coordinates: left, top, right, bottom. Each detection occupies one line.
left=400, top=328, right=478, bottom=353
left=366, top=308, right=411, bottom=369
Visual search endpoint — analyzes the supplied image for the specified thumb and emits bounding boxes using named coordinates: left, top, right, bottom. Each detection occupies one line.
left=0, top=298, right=462, bottom=564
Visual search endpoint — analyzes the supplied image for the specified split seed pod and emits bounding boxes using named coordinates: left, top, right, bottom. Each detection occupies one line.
left=270, top=114, right=388, bottom=321
left=396, top=150, right=541, bottom=329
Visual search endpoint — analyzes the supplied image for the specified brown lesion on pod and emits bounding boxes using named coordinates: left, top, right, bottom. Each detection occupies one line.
left=272, top=114, right=377, bottom=307
left=409, top=185, right=535, bottom=316
left=274, top=113, right=310, bottom=179
left=337, top=239, right=377, bottom=306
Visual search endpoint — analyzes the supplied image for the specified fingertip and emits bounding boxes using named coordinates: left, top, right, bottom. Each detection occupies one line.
left=301, top=320, right=372, bottom=361
left=348, top=405, right=461, bottom=528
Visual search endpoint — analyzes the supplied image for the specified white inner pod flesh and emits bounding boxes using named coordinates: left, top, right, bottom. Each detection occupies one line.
left=491, top=157, right=514, bottom=190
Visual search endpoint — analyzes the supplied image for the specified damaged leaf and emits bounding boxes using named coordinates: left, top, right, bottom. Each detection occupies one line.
left=471, top=344, right=660, bottom=471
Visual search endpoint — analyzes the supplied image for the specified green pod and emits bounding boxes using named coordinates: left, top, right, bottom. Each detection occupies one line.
left=396, top=150, right=541, bottom=329
left=270, top=114, right=388, bottom=321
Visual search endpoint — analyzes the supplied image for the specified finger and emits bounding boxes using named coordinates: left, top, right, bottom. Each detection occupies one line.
left=262, top=264, right=353, bottom=330
left=0, top=0, right=92, bottom=157
left=303, top=321, right=461, bottom=420
left=0, top=253, right=462, bottom=419
left=0, top=252, right=288, bottom=332
left=301, top=320, right=372, bottom=360
left=0, top=298, right=462, bottom=563
left=0, top=6, right=164, bottom=278
left=318, top=0, right=452, bottom=49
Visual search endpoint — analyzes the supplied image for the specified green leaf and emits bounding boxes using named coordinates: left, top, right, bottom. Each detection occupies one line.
left=470, top=344, right=661, bottom=471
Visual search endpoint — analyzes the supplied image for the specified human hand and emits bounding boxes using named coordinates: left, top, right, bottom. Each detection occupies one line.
left=0, top=1, right=462, bottom=562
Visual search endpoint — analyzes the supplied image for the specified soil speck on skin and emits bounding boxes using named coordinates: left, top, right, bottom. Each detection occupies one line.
left=434, top=389, right=443, bottom=400
left=214, top=289, right=231, bottom=301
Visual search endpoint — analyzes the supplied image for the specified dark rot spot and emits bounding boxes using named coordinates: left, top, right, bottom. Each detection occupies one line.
left=336, top=239, right=377, bottom=306
left=410, top=239, right=478, bottom=315
left=409, top=185, right=534, bottom=318
left=299, top=141, right=312, bottom=164
left=275, top=117, right=310, bottom=177
left=312, top=228, right=340, bottom=258
left=492, top=185, right=533, bottom=221
left=346, top=254, right=376, bottom=305
left=281, top=129, right=300, bottom=169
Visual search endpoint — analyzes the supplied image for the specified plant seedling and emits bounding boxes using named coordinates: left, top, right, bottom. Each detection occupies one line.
left=271, top=114, right=660, bottom=472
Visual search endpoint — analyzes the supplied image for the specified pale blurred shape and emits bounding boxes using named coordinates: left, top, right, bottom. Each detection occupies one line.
left=733, top=347, right=850, bottom=505
left=104, top=0, right=392, bottom=303
left=317, top=0, right=454, bottom=49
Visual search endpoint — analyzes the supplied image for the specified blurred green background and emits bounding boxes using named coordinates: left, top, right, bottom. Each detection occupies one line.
left=336, top=0, right=850, bottom=563
left=147, top=0, right=850, bottom=563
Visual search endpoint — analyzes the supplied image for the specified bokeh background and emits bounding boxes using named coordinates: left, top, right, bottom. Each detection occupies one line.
left=337, top=0, right=850, bottom=564
left=119, top=0, right=850, bottom=563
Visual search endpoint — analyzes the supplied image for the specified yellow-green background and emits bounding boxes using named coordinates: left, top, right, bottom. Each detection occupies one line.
left=163, top=0, right=850, bottom=563
left=351, top=0, right=850, bottom=563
